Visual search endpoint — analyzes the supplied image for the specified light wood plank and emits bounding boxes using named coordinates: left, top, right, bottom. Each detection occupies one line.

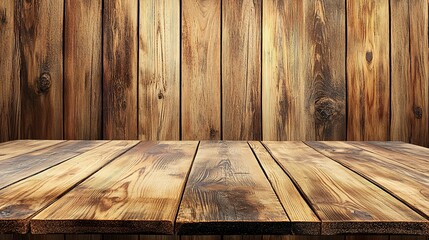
left=0, top=0, right=20, bottom=142
left=32, top=141, right=198, bottom=234
left=249, top=141, right=320, bottom=235
left=0, top=141, right=138, bottom=234
left=262, top=0, right=346, bottom=141
left=222, top=0, right=261, bottom=140
left=0, top=140, right=63, bottom=161
left=370, top=141, right=429, bottom=161
left=346, top=0, right=390, bottom=140
left=182, top=0, right=221, bottom=140
left=64, top=0, right=102, bottom=140
left=176, top=141, right=289, bottom=235
left=139, top=0, right=180, bottom=140
left=103, top=0, right=138, bottom=140
left=0, top=141, right=105, bottom=190
left=307, top=141, right=429, bottom=220
left=263, top=141, right=428, bottom=235
left=18, top=0, right=64, bottom=139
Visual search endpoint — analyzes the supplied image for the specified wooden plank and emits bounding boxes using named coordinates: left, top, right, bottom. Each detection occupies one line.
left=307, top=141, right=429, bottom=220
left=262, top=0, right=346, bottom=141
left=222, top=0, right=261, bottom=140
left=18, top=0, right=64, bottom=139
left=182, top=0, right=221, bottom=140
left=390, top=0, right=412, bottom=144
left=345, top=236, right=389, bottom=240
left=176, top=141, right=289, bottom=235
left=0, top=0, right=20, bottom=142
left=0, top=141, right=105, bottom=190
left=0, top=140, right=63, bottom=161
left=248, top=141, right=320, bottom=235
left=370, top=141, right=429, bottom=161
left=103, top=0, right=138, bottom=140
left=31, top=141, right=198, bottom=234
left=0, top=141, right=138, bottom=234
left=262, top=237, right=345, bottom=240
left=64, top=0, right=102, bottom=140
left=263, top=141, right=428, bottom=235
left=346, top=0, right=390, bottom=140
left=139, top=0, right=180, bottom=140
left=65, top=235, right=101, bottom=240
left=406, top=0, right=429, bottom=147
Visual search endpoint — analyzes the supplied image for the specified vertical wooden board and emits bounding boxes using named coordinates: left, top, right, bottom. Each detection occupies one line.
left=29, top=235, right=64, bottom=240
left=102, top=236, right=138, bottom=240
left=262, top=237, right=345, bottom=240
left=222, top=0, right=262, bottom=140
left=182, top=0, right=221, bottom=140
left=103, top=0, right=138, bottom=140
left=346, top=0, right=390, bottom=141
left=139, top=0, right=180, bottom=140
left=390, top=0, right=412, bottom=144
left=262, top=0, right=346, bottom=141
left=345, top=236, right=389, bottom=240
left=65, top=235, right=101, bottom=240
left=0, top=0, right=20, bottom=142
left=18, top=0, right=64, bottom=139
left=407, top=0, right=429, bottom=147
left=64, top=0, right=102, bottom=140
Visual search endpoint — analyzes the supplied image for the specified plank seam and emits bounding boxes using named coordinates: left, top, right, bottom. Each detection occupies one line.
left=259, top=141, right=323, bottom=224
left=345, top=0, right=349, bottom=141
left=136, top=0, right=140, bottom=140
left=304, top=141, right=429, bottom=221
left=179, top=0, right=183, bottom=141
left=27, top=141, right=142, bottom=233
left=388, top=0, right=392, bottom=141
left=220, top=0, right=223, bottom=140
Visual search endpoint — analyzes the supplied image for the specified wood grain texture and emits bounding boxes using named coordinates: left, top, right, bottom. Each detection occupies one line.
left=65, top=235, right=101, bottom=240
left=222, top=0, right=261, bottom=140
left=407, top=0, right=429, bottom=147
left=0, top=141, right=138, bottom=234
left=64, top=0, right=102, bottom=140
left=0, top=141, right=105, bottom=191
left=18, top=0, right=64, bottom=139
left=248, top=141, right=320, bottom=235
left=103, top=0, right=138, bottom=140
left=0, top=140, right=63, bottom=161
left=370, top=141, right=429, bottom=161
left=263, top=141, right=428, bottom=235
left=0, top=0, right=20, bottom=142
left=346, top=0, right=390, bottom=140
left=307, top=141, right=429, bottom=220
left=262, top=237, right=345, bottom=240
left=262, top=0, right=346, bottom=141
left=176, top=141, right=289, bottom=235
left=139, top=0, right=180, bottom=140
left=31, top=142, right=198, bottom=234
left=182, top=0, right=221, bottom=140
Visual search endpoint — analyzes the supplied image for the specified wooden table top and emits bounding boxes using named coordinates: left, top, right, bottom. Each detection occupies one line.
left=0, top=140, right=428, bottom=236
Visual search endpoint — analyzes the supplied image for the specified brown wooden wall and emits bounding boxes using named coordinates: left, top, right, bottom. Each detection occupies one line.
left=0, top=0, right=428, bottom=147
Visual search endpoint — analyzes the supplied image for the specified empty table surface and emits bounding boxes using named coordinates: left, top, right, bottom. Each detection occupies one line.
left=0, top=140, right=428, bottom=235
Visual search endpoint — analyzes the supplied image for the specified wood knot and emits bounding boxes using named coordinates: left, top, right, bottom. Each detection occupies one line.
left=209, top=128, right=217, bottom=139
left=0, top=9, right=6, bottom=25
left=315, top=97, right=336, bottom=123
left=365, top=51, right=373, bottom=62
left=413, top=106, right=423, bottom=119
left=37, top=73, right=51, bottom=95
left=158, top=92, right=164, bottom=99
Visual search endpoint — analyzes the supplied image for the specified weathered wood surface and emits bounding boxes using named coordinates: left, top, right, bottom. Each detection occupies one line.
left=139, top=0, right=180, bottom=141
left=18, top=0, right=64, bottom=140
left=263, top=141, right=428, bottom=235
left=176, top=141, right=289, bottom=235
left=64, top=0, right=102, bottom=140
left=262, top=0, right=346, bottom=141
left=346, top=0, right=390, bottom=141
left=103, top=0, right=138, bottom=140
left=0, top=141, right=138, bottom=234
left=222, top=0, right=261, bottom=140
left=0, top=140, right=63, bottom=161
left=249, top=141, right=320, bottom=235
left=182, top=0, right=221, bottom=140
left=370, top=141, right=429, bottom=161
left=32, top=142, right=198, bottom=234
left=0, top=141, right=105, bottom=190
left=307, top=141, right=429, bottom=219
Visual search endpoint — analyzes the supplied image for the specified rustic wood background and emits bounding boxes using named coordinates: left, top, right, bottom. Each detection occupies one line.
left=0, top=0, right=428, bottom=147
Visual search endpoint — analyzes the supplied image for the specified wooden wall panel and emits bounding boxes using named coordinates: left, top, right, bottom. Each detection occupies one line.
left=262, top=0, right=346, bottom=141
left=103, top=0, right=138, bottom=140
left=346, top=0, right=390, bottom=141
left=139, top=0, right=180, bottom=140
left=18, top=0, right=64, bottom=139
left=182, top=0, right=221, bottom=140
left=0, top=0, right=20, bottom=142
left=64, top=0, right=102, bottom=140
left=222, top=0, right=262, bottom=140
